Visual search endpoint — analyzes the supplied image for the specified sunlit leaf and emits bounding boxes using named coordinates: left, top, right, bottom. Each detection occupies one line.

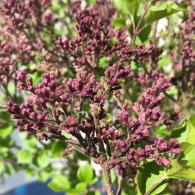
left=77, top=164, right=94, bottom=184
left=48, top=175, right=71, bottom=192
left=17, top=149, right=33, bottom=164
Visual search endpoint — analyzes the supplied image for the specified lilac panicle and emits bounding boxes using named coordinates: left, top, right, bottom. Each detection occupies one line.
left=5, top=0, right=182, bottom=179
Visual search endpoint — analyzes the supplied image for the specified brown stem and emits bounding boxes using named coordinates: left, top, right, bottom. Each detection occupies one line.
left=113, top=94, right=124, bottom=111
left=102, top=163, right=114, bottom=195
left=116, top=178, right=127, bottom=195
left=90, top=103, right=113, bottom=195
left=0, top=105, right=6, bottom=109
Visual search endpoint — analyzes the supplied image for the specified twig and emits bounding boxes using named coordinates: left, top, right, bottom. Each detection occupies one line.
left=90, top=103, right=114, bottom=195
left=0, top=105, right=7, bottom=109
left=131, top=0, right=153, bottom=46
left=116, top=178, right=126, bottom=195
left=113, top=95, right=124, bottom=111
left=102, top=163, right=114, bottom=195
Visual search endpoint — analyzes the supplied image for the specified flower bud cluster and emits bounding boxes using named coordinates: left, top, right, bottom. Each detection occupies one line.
left=108, top=138, right=180, bottom=176
left=102, top=126, right=125, bottom=140
left=172, top=7, right=195, bottom=89
left=6, top=0, right=182, bottom=179
left=133, top=44, right=162, bottom=64
left=0, top=0, right=52, bottom=29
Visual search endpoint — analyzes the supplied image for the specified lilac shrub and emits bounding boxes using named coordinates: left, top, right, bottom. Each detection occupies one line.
left=2, top=0, right=194, bottom=194
left=5, top=1, right=183, bottom=194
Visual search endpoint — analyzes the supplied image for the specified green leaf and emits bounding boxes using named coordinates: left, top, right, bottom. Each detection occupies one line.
left=0, top=111, right=11, bottom=122
left=38, top=171, right=50, bottom=182
left=30, top=72, right=42, bottom=86
left=77, top=164, right=94, bottom=184
left=5, top=162, right=15, bottom=176
left=52, top=141, right=67, bottom=158
left=0, top=161, right=4, bottom=174
left=125, top=0, right=140, bottom=15
left=75, top=182, right=87, bottom=193
left=7, top=81, right=15, bottom=96
left=24, top=167, right=36, bottom=178
left=166, top=86, right=178, bottom=96
left=180, top=143, right=195, bottom=167
left=86, top=0, right=96, bottom=5
left=150, top=2, right=169, bottom=11
left=158, top=55, right=171, bottom=68
left=113, top=0, right=125, bottom=14
left=0, top=111, right=13, bottom=138
left=136, top=161, right=168, bottom=195
left=138, top=24, right=151, bottom=42
left=26, top=137, right=38, bottom=148
left=172, top=116, right=195, bottom=145
left=171, top=123, right=187, bottom=143
left=51, top=0, right=61, bottom=13
left=185, top=116, right=195, bottom=145
left=113, top=0, right=140, bottom=16
left=154, top=125, right=168, bottom=136
left=146, top=1, right=183, bottom=23
left=48, top=175, right=71, bottom=192
left=137, top=137, right=195, bottom=194
left=112, top=18, right=126, bottom=28
left=167, top=159, right=195, bottom=181
left=0, top=124, right=13, bottom=138
left=66, top=189, right=78, bottom=195
left=99, top=57, right=109, bottom=69
left=37, top=152, right=50, bottom=168
left=94, top=191, right=101, bottom=195
left=0, top=147, right=8, bottom=155
left=137, top=159, right=195, bottom=195
left=17, top=149, right=33, bottom=164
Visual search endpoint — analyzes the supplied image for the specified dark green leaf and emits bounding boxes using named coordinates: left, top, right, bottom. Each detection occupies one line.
left=25, top=167, right=37, bottom=178
left=138, top=24, right=151, bottom=42
left=0, top=111, right=11, bottom=122
left=52, top=141, right=67, bottom=158
left=136, top=161, right=168, bottom=195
